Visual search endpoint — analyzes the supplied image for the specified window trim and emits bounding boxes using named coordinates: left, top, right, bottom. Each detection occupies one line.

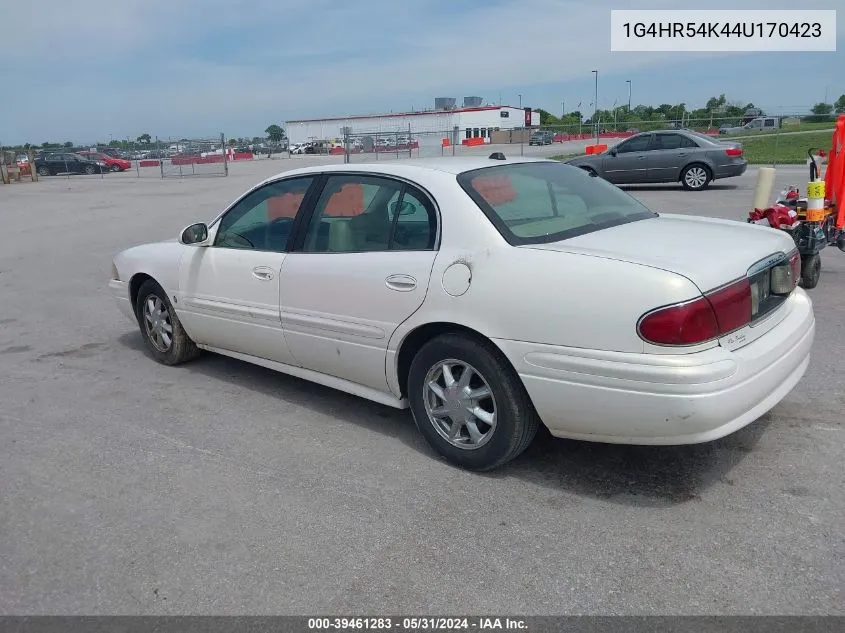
left=289, top=171, right=441, bottom=254
left=210, top=175, right=321, bottom=253
left=456, top=162, right=658, bottom=247
left=616, top=133, right=653, bottom=153
left=651, top=132, right=700, bottom=151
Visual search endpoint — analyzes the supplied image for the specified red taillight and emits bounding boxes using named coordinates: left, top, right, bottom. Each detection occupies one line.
left=725, top=147, right=743, bottom=157
left=638, top=297, right=720, bottom=346
left=638, top=278, right=752, bottom=346
left=707, top=278, right=751, bottom=333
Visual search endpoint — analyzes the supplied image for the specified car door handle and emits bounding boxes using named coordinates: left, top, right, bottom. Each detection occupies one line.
left=637, top=155, right=647, bottom=160
left=252, top=266, right=275, bottom=281
left=385, top=274, right=417, bottom=292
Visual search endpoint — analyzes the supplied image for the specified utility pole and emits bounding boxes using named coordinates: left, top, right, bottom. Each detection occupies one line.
left=626, top=80, right=632, bottom=110
left=592, top=70, right=599, bottom=144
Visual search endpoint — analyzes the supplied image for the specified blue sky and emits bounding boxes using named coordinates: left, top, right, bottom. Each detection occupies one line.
left=0, top=0, right=841, bottom=145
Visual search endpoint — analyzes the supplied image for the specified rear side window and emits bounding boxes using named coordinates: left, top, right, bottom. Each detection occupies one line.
left=457, top=162, right=657, bottom=245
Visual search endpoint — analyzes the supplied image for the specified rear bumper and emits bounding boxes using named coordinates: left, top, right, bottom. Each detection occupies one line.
left=495, top=289, right=814, bottom=444
left=714, top=161, right=748, bottom=179
left=108, top=279, right=136, bottom=324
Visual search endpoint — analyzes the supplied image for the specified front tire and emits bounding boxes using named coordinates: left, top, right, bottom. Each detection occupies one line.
left=37, top=166, right=50, bottom=176
left=134, top=279, right=200, bottom=365
left=800, top=254, right=821, bottom=289
left=407, top=334, right=541, bottom=471
left=681, top=164, right=712, bottom=190
left=84, top=165, right=96, bottom=175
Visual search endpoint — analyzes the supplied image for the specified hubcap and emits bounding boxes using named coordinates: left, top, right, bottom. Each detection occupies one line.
left=423, top=359, right=497, bottom=450
left=685, top=167, right=707, bottom=188
left=142, top=294, right=173, bottom=352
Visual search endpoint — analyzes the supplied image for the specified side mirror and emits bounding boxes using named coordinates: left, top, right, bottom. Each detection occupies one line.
left=389, top=200, right=416, bottom=217
left=180, top=222, right=209, bottom=245
left=609, top=147, right=618, bottom=156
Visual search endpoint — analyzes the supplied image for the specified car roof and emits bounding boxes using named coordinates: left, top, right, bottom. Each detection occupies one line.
left=263, top=155, right=555, bottom=182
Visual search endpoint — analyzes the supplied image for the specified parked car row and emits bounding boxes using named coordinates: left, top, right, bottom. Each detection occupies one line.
left=33, top=152, right=112, bottom=176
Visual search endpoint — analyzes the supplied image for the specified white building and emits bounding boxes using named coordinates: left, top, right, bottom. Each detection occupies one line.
left=286, top=105, right=541, bottom=147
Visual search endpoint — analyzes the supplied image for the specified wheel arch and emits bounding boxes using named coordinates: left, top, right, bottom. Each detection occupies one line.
left=679, top=160, right=713, bottom=182
left=394, top=321, right=518, bottom=399
left=129, top=272, right=157, bottom=317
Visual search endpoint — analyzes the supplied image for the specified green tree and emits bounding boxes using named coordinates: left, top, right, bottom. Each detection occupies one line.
left=137, top=133, right=151, bottom=144
left=806, top=102, right=834, bottom=123
left=227, top=138, right=237, bottom=146
left=265, top=124, right=285, bottom=142
left=63, top=141, right=73, bottom=148
left=834, top=94, right=845, bottom=114
left=41, top=142, right=50, bottom=148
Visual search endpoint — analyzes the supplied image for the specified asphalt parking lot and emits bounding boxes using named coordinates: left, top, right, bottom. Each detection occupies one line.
left=1, top=157, right=843, bottom=615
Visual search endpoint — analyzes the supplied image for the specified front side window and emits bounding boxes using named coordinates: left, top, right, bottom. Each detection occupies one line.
left=300, top=174, right=436, bottom=253
left=214, top=177, right=314, bottom=252
left=458, top=162, right=657, bottom=245
left=616, top=135, right=652, bottom=153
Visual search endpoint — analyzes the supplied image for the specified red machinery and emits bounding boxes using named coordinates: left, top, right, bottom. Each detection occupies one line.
left=747, top=115, right=845, bottom=288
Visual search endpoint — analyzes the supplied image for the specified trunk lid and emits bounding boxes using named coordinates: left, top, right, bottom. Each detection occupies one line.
left=522, top=213, right=795, bottom=292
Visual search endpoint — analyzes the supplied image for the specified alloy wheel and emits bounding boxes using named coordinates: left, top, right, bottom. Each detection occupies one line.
left=423, top=359, right=497, bottom=450
left=142, top=294, right=174, bottom=352
left=684, top=166, right=708, bottom=189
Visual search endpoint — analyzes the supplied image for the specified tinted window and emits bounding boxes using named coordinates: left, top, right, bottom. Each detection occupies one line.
left=616, top=135, right=651, bottom=153
left=653, top=134, right=699, bottom=150
left=458, top=162, right=656, bottom=245
left=214, top=177, right=314, bottom=252
left=301, top=175, right=436, bottom=253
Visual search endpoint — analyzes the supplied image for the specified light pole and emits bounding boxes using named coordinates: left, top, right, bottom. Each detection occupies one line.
left=592, top=70, right=598, bottom=144
left=518, top=94, right=522, bottom=108
left=626, top=80, right=632, bottom=111
left=561, top=101, right=565, bottom=118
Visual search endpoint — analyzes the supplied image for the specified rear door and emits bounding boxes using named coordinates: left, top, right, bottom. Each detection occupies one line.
left=647, top=132, right=699, bottom=182
left=602, top=134, right=653, bottom=183
left=278, top=173, right=439, bottom=393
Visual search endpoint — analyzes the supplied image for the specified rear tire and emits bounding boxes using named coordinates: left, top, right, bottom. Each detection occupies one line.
left=134, top=279, right=200, bottom=365
left=407, top=333, right=541, bottom=471
left=800, top=254, right=821, bottom=289
left=84, top=165, right=96, bottom=175
left=37, top=166, right=50, bottom=176
left=681, top=164, right=712, bottom=190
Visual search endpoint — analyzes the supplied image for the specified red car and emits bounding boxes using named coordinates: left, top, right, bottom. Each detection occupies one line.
left=78, top=151, right=131, bottom=172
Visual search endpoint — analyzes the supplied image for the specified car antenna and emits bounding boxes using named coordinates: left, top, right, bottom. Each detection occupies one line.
left=489, top=152, right=506, bottom=160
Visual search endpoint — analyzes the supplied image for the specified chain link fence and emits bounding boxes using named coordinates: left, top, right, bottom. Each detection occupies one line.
left=314, top=114, right=835, bottom=166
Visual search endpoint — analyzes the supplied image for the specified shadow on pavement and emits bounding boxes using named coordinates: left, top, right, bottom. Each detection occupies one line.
left=118, top=331, right=768, bottom=508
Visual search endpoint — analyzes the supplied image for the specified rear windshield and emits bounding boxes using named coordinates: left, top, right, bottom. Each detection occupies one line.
left=457, top=161, right=657, bottom=245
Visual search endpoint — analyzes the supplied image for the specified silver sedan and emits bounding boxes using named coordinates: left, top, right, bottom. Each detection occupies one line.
left=567, top=130, right=747, bottom=191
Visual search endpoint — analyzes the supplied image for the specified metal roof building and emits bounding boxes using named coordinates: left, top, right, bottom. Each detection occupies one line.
left=286, top=101, right=540, bottom=147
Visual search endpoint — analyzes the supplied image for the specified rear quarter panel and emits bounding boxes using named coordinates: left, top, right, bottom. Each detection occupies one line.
left=392, top=239, right=705, bottom=357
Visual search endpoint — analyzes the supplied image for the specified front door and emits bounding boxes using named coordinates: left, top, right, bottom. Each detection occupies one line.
left=602, top=134, right=653, bottom=184
left=177, top=176, right=316, bottom=365
left=279, top=173, right=439, bottom=393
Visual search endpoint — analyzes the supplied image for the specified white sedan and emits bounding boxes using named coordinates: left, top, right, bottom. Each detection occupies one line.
left=109, top=156, right=815, bottom=471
